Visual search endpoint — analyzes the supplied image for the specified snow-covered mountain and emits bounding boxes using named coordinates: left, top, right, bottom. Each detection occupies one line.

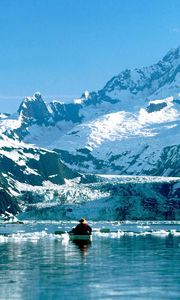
left=1, top=46, right=180, bottom=176
left=0, top=46, right=180, bottom=219
left=0, top=133, right=80, bottom=215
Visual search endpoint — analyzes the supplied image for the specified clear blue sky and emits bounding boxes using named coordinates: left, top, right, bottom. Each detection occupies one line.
left=0, top=0, right=180, bottom=112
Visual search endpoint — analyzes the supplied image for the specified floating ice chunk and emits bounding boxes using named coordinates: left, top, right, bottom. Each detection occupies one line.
left=151, top=230, right=169, bottom=237
left=0, top=235, right=8, bottom=243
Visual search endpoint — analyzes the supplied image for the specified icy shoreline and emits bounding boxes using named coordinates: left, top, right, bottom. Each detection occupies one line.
left=0, top=220, right=180, bottom=243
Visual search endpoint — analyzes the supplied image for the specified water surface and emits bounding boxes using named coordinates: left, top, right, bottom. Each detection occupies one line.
left=0, top=222, right=180, bottom=300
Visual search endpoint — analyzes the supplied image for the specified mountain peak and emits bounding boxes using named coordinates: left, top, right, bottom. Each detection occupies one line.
left=81, top=90, right=90, bottom=99
left=18, top=92, right=50, bottom=125
left=162, top=45, right=180, bottom=63
left=33, top=91, right=42, bottom=100
left=24, top=92, right=42, bottom=103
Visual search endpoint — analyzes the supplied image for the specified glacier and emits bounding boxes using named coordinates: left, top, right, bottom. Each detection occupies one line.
left=15, top=175, right=180, bottom=221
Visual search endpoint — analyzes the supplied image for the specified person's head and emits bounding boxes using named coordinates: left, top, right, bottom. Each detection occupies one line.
left=79, top=218, right=87, bottom=224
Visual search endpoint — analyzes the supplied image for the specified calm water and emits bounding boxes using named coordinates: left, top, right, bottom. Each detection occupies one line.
left=0, top=222, right=180, bottom=300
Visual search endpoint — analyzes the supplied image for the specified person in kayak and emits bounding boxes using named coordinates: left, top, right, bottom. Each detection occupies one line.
left=70, top=218, right=92, bottom=235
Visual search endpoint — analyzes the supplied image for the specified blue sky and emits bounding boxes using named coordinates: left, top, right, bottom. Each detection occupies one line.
left=0, top=0, right=180, bottom=112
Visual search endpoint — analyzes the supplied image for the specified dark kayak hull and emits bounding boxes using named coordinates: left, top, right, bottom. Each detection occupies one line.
left=68, top=233, right=92, bottom=241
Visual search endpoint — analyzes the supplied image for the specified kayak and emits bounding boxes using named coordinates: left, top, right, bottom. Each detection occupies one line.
left=68, top=233, right=92, bottom=241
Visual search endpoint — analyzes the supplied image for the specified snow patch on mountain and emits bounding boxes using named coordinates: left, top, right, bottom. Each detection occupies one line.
left=23, top=120, right=75, bottom=148
left=43, top=94, right=180, bottom=171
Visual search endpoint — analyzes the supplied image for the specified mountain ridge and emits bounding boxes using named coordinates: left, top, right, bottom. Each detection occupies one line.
left=1, top=46, right=180, bottom=176
left=0, top=46, right=180, bottom=218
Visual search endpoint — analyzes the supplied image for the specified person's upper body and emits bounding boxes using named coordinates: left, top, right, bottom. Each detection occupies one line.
left=71, top=218, right=92, bottom=235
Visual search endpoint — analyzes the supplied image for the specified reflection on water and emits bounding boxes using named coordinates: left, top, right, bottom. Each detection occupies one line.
left=72, top=240, right=92, bottom=258
left=0, top=232, right=180, bottom=299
